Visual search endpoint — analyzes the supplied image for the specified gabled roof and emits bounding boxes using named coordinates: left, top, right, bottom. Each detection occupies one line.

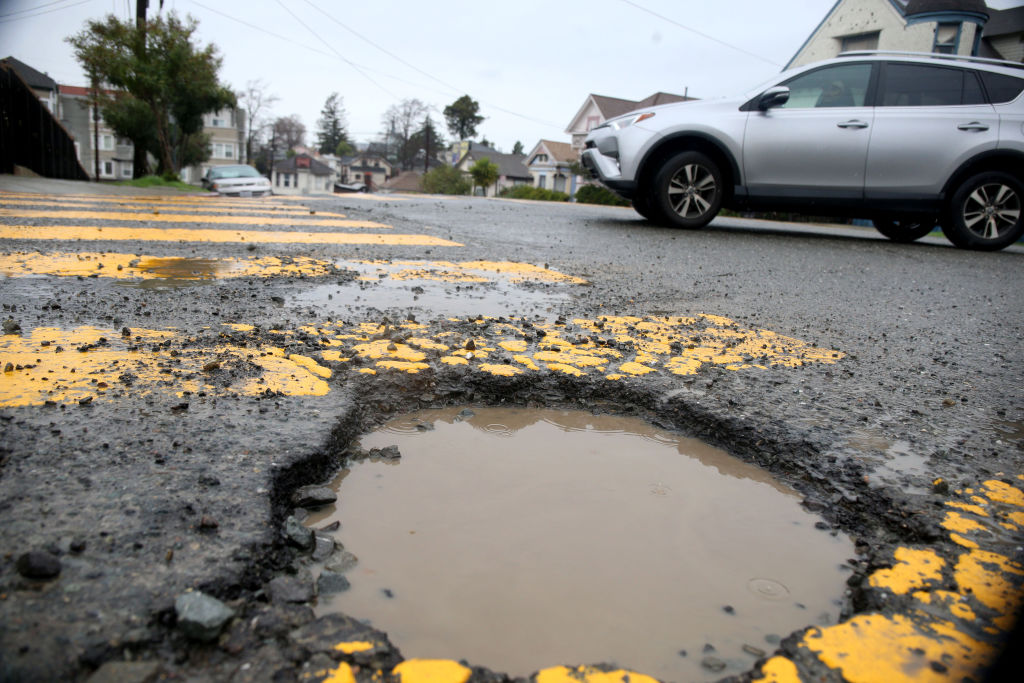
left=567, top=92, right=692, bottom=133
left=984, top=6, right=1024, bottom=38
left=273, top=154, right=333, bottom=176
left=458, top=142, right=532, bottom=179
left=1, top=56, right=57, bottom=91
left=527, top=140, right=578, bottom=166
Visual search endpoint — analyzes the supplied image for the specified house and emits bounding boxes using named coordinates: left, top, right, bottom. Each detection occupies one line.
left=180, top=107, right=246, bottom=185
left=339, top=154, right=393, bottom=190
left=788, top=0, right=1023, bottom=69
left=272, top=153, right=334, bottom=195
left=1, top=56, right=59, bottom=116
left=525, top=140, right=579, bottom=194
left=453, top=142, right=532, bottom=197
left=58, top=84, right=134, bottom=181
left=565, top=92, right=693, bottom=151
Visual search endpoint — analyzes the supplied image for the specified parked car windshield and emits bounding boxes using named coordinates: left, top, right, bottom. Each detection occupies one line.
left=209, top=165, right=260, bottom=179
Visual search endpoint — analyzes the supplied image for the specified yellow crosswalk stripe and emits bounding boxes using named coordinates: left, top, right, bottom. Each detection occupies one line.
left=0, top=208, right=387, bottom=228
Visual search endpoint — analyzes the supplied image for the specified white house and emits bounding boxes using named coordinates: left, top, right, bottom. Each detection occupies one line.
left=565, top=92, right=692, bottom=151
left=525, top=140, right=579, bottom=194
left=272, top=154, right=334, bottom=195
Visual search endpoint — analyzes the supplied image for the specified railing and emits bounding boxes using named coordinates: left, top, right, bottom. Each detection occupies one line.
left=0, top=63, right=89, bottom=180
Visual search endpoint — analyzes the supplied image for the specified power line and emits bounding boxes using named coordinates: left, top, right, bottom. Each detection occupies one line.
left=615, top=0, right=781, bottom=67
left=0, top=0, right=97, bottom=23
left=273, top=0, right=399, bottom=100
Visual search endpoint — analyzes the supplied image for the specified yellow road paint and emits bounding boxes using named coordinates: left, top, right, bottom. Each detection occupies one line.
left=392, top=659, right=471, bottom=683
left=982, top=480, right=1024, bottom=506
left=0, top=326, right=330, bottom=407
left=868, top=548, right=944, bottom=594
left=0, top=207, right=378, bottom=228
left=803, top=613, right=992, bottom=683
left=535, top=665, right=660, bottom=683
left=756, top=657, right=801, bottom=683
left=0, top=251, right=338, bottom=280
left=0, top=197, right=345, bottom=217
left=356, top=259, right=587, bottom=285
left=333, top=641, right=375, bottom=654
left=289, top=354, right=332, bottom=379
left=478, top=363, right=522, bottom=376
left=320, top=662, right=357, bottom=683
left=0, top=225, right=461, bottom=247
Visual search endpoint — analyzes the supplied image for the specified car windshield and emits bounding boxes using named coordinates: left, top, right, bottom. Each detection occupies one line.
left=210, top=166, right=260, bottom=179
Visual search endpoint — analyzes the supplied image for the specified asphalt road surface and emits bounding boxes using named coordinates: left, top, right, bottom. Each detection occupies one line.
left=1, top=176, right=1022, bottom=683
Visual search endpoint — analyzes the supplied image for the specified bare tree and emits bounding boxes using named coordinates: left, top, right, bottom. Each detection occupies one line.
left=239, top=79, right=278, bottom=164
left=380, top=99, right=428, bottom=170
left=273, top=115, right=306, bottom=151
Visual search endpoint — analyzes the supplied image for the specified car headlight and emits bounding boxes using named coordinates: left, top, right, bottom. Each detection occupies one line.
left=608, top=112, right=656, bottom=130
left=211, top=182, right=220, bottom=191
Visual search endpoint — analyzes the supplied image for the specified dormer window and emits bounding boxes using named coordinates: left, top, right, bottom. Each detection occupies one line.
left=933, top=22, right=961, bottom=54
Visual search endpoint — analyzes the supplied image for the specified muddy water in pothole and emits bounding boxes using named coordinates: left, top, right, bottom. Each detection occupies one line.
left=305, top=407, right=853, bottom=681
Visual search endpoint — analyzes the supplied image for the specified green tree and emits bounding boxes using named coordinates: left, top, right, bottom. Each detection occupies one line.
left=469, top=157, right=500, bottom=195
left=408, top=115, right=445, bottom=171
left=315, top=92, right=349, bottom=156
left=67, top=12, right=235, bottom=175
left=443, top=95, right=484, bottom=141
left=421, top=165, right=470, bottom=195
left=512, top=140, right=525, bottom=155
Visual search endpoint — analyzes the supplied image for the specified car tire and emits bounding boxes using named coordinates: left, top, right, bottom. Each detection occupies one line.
left=650, top=151, right=723, bottom=229
left=632, top=194, right=656, bottom=221
left=872, top=215, right=937, bottom=243
left=942, top=171, right=1024, bottom=251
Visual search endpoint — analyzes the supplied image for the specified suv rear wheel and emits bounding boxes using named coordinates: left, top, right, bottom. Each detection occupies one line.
left=872, top=215, right=937, bottom=243
left=943, top=172, right=1024, bottom=251
left=649, top=151, right=723, bottom=229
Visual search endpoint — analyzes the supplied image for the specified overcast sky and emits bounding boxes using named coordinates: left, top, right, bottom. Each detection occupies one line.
left=2, top=0, right=1021, bottom=154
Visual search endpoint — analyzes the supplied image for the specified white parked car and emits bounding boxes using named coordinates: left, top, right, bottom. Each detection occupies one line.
left=582, top=51, right=1024, bottom=251
left=202, top=165, right=272, bottom=197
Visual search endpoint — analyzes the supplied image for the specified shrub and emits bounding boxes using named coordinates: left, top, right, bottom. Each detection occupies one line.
left=499, top=185, right=569, bottom=202
left=574, top=184, right=629, bottom=206
left=421, top=166, right=471, bottom=195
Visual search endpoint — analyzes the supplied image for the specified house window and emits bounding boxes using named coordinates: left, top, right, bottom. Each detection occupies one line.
left=103, top=161, right=113, bottom=176
left=531, top=154, right=548, bottom=165
left=282, top=173, right=291, bottom=188
left=586, top=115, right=600, bottom=131
left=210, top=111, right=229, bottom=127
left=121, top=165, right=132, bottom=177
left=99, top=134, right=114, bottom=151
left=840, top=31, right=879, bottom=53
left=933, top=23, right=961, bottom=54
left=538, top=174, right=547, bottom=189
left=212, top=143, right=234, bottom=159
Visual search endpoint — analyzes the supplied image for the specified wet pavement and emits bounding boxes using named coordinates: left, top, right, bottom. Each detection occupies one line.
left=0, top=176, right=1022, bottom=683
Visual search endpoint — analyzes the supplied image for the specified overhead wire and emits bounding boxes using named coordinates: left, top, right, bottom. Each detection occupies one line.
left=0, top=0, right=97, bottom=23
left=615, top=0, right=781, bottom=67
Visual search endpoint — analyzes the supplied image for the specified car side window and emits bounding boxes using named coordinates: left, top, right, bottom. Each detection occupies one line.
left=780, top=64, right=872, bottom=108
left=980, top=71, right=1024, bottom=104
left=880, top=64, right=985, bottom=106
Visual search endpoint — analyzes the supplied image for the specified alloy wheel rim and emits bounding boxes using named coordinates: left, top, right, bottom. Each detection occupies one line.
left=962, top=183, right=1021, bottom=240
left=668, top=164, right=716, bottom=219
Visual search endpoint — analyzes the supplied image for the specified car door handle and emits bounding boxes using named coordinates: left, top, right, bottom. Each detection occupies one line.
left=837, top=120, right=869, bottom=129
left=957, top=122, right=989, bottom=131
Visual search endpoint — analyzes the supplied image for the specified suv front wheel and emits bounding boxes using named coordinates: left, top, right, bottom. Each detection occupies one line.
left=649, top=151, right=723, bottom=229
left=943, top=171, right=1024, bottom=251
left=872, top=215, right=937, bottom=243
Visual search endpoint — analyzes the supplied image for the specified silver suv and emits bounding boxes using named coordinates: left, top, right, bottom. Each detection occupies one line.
left=582, top=51, right=1024, bottom=251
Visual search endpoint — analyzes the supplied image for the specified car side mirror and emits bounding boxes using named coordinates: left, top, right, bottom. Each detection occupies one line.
left=758, top=86, right=790, bottom=111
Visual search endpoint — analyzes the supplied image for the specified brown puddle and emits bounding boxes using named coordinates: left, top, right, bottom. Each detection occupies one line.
left=304, top=408, right=854, bottom=681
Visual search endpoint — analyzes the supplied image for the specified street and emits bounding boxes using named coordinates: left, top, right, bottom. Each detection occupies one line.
left=1, top=176, right=1022, bottom=683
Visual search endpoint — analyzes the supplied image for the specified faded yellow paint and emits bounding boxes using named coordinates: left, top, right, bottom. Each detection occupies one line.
left=0, top=251, right=338, bottom=280
left=321, top=662, right=357, bottom=683
left=392, top=659, right=471, bottom=683
left=0, top=325, right=331, bottom=407
left=945, top=501, right=989, bottom=516
left=982, top=480, right=1024, bottom=507
left=954, top=549, right=1024, bottom=629
left=0, top=197, right=345, bottom=216
left=949, top=533, right=980, bottom=549
left=376, top=361, right=431, bottom=373
left=942, top=510, right=988, bottom=536
left=1007, top=510, right=1024, bottom=528
left=356, top=259, right=587, bottom=285
left=757, top=657, right=801, bottom=683
left=499, top=340, right=528, bottom=353
left=868, top=547, right=945, bottom=594
left=0, top=207, right=380, bottom=228
left=804, top=613, right=992, bottom=683
left=288, top=354, right=332, bottom=379
left=914, top=590, right=979, bottom=623
left=440, top=356, right=469, bottom=366
left=535, top=665, right=661, bottom=683
left=546, top=362, right=584, bottom=376
left=478, top=363, right=522, bottom=377
left=619, top=361, right=656, bottom=376
left=514, top=355, right=540, bottom=371
left=333, top=641, right=375, bottom=654
left=0, top=225, right=461, bottom=247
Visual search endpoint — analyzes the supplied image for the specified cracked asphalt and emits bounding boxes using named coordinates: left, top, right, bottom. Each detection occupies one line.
left=0, top=175, right=1022, bottom=683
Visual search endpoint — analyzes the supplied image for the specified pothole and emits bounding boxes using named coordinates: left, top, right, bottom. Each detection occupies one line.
left=303, top=407, right=854, bottom=681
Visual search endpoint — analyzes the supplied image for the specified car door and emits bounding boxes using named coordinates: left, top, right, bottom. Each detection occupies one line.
left=864, top=62, right=998, bottom=203
left=743, top=62, right=875, bottom=201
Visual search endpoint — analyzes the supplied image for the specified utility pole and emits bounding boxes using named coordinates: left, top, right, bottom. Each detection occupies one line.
left=132, top=0, right=149, bottom=178
left=91, top=76, right=100, bottom=182
left=424, top=119, right=430, bottom=174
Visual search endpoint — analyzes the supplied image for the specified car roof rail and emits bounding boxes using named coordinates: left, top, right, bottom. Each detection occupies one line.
left=837, top=50, right=1024, bottom=70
